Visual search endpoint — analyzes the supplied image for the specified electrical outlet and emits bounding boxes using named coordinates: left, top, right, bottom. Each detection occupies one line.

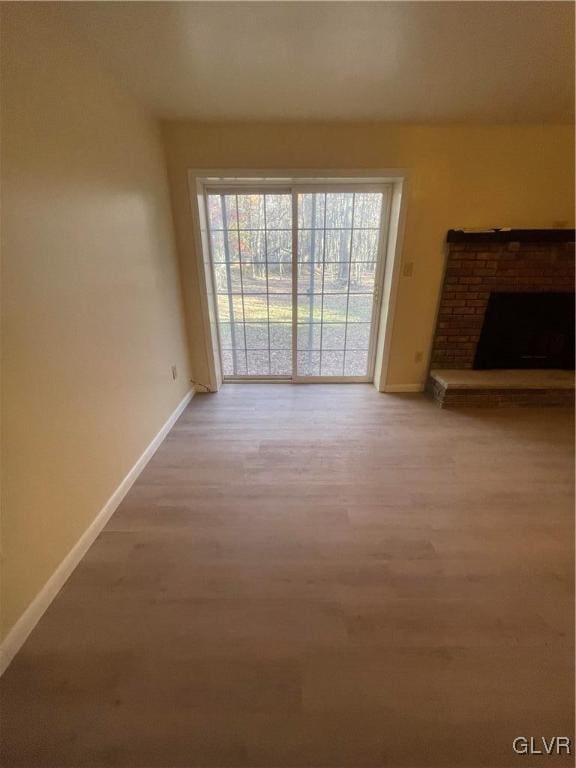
left=171, top=365, right=178, bottom=381
left=414, top=351, right=423, bottom=363
left=403, top=261, right=414, bottom=277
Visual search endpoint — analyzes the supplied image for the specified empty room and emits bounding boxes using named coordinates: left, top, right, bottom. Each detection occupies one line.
left=0, top=2, right=574, bottom=767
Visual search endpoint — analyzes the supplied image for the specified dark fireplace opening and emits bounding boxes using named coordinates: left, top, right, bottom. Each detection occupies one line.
left=474, top=292, right=575, bottom=370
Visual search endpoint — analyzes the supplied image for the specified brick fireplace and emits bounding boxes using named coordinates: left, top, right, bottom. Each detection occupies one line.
left=428, top=229, right=575, bottom=407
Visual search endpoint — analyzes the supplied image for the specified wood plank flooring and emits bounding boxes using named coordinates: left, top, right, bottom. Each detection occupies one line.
left=1, top=385, right=574, bottom=767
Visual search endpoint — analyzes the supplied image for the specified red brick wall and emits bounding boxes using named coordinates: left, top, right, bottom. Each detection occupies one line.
left=431, top=239, right=575, bottom=369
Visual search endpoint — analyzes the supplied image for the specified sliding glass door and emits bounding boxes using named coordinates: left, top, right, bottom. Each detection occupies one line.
left=206, top=184, right=389, bottom=382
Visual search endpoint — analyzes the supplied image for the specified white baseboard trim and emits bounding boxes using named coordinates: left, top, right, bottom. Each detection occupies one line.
left=0, top=388, right=194, bottom=677
left=383, top=383, right=424, bottom=393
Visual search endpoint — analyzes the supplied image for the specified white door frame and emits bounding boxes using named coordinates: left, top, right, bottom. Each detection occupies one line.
left=188, top=169, right=409, bottom=392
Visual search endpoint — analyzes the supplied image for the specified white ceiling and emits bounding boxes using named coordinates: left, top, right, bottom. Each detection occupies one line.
left=53, top=1, right=574, bottom=122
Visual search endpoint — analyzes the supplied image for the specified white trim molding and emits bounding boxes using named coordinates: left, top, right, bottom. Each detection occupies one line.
left=383, top=383, right=424, bottom=393
left=188, top=169, right=408, bottom=390
left=0, top=389, right=194, bottom=677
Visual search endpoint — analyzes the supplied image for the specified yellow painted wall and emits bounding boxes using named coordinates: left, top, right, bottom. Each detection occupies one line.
left=2, top=3, right=573, bottom=646
left=0, top=7, right=191, bottom=639
left=161, top=121, right=574, bottom=388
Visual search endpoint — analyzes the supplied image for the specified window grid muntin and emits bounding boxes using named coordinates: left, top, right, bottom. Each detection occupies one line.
left=263, top=196, right=272, bottom=375
left=339, top=193, right=356, bottom=376
left=296, top=192, right=378, bottom=378
left=208, top=186, right=386, bottom=380
left=234, top=196, right=249, bottom=374
left=220, top=195, right=240, bottom=375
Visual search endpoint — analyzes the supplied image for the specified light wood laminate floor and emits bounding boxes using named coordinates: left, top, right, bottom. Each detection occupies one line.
left=1, top=385, right=574, bottom=767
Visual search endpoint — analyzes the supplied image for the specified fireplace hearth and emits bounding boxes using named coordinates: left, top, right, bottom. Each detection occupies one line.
left=428, top=229, right=575, bottom=407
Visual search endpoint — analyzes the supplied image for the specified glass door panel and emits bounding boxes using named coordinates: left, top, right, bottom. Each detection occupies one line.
left=295, top=190, right=385, bottom=379
left=208, top=191, right=292, bottom=378
left=207, top=185, right=387, bottom=382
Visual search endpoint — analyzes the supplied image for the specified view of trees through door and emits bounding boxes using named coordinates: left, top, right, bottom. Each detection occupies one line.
left=207, top=186, right=387, bottom=380
left=209, top=191, right=293, bottom=377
